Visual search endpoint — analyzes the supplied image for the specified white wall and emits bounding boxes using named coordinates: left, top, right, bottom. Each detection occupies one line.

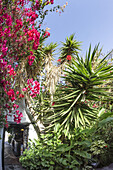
left=6, top=99, right=44, bottom=143
left=6, top=99, right=38, bottom=142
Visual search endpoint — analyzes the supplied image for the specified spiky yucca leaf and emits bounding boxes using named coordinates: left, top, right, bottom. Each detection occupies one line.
left=45, top=45, right=113, bottom=134
left=44, top=42, right=58, bottom=56
left=59, top=34, right=81, bottom=63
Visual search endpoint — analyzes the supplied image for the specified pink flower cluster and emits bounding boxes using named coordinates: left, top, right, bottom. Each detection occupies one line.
left=46, top=0, right=54, bottom=5
left=27, top=51, right=36, bottom=65
left=0, top=0, right=55, bottom=126
left=26, top=10, right=38, bottom=23
left=7, top=89, right=16, bottom=102
left=5, top=115, right=8, bottom=128
left=34, top=0, right=41, bottom=10
left=8, top=67, right=16, bottom=77
left=22, top=78, right=40, bottom=98
left=5, top=104, right=12, bottom=114
left=5, top=88, right=24, bottom=114
left=14, top=110, right=23, bottom=124
left=13, top=104, right=19, bottom=109
left=5, top=103, right=23, bottom=124
left=0, top=58, right=7, bottom=72
left=43, top=31, right=50, bottom=38
left=27, top=28, right=40, bottom=50
left=14, top=18, right=23, bottom=33
left=50, top=0, right=54, bottom=4
left=28, top=55, right=36, bottom=66
left=17, top=0, right=25, bottom=6
left=3, top=13, right=12, bottom=27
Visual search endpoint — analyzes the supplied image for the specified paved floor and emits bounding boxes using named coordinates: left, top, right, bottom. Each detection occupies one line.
left=4, top=143, right=25, bottom=170
left=96, top=163, right=113, bottom=170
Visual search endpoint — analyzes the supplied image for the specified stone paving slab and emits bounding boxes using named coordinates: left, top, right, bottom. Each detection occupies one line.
left=96, top=163, right=113, bottom=170
left=4, top=165, right=25, bottom=170
left=4, top=143, right=25, bottom=170
left=4, top=144, right=19, bottom=165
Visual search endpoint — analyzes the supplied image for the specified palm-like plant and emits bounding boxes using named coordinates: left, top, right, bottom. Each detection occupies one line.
left=44, top=42, right=58, bottom=56
left=46, top=45, right=113, bottom=135
left=59, top=34, right=81, bottom=63
left=42, top=43, right=58, bottom=97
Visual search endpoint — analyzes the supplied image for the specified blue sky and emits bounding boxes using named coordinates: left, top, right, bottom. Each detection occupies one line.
left=43, top=0, right=113, bottom=58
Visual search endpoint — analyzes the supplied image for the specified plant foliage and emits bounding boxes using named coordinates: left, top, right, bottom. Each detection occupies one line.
left=45, top=45, right=113, bottom=135
left=20, top=132, right=91, bottom=170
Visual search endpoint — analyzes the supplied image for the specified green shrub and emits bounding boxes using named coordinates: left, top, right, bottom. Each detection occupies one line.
left=20, top=133, right=91, bottom=170
left=87, top=117, right=113, bottom=167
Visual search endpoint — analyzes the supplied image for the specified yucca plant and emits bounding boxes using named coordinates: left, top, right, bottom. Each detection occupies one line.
left=45, top=45, right=113, bottom=136
left=59, top=34, right=81, bottom=63
left=33, top=89, right=52, bottom=126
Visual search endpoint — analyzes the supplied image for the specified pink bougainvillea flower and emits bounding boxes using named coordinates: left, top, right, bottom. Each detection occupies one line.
left=8, top=68, right=16, bottom=76
left=5, top=115, right=7, bottom=120
left=7, top=89, right=15, bottom=97
left=22, top=87, right=27, bottom=91
left=13, top=104, right=19, bottom=109
left=19, top=112, right=23, bottom=117
left=19, top=94, right=24, bottom=98
left=15, top=64, right=18, bottom=68
left=46, top=1, right=49, bottom=5
left=66, top=55, right=72, bottom=61
left=5, top=123, right=9, bottom=128
left=30, top=51, right=33, bottom=55
left=16, top=91, right=19, bottom=95
left=5, top=104, right=10, bottom=109
left=30, top=78, right=33, bottom=84
left=50, top=0, right=54, bottom=4
left=11, top=97, right=16, bottom=102
left=16, top=110, right=19, bottom=115
left=32, top=94, right=36, bottom=98
left=43, top=31, right=50, bottom=38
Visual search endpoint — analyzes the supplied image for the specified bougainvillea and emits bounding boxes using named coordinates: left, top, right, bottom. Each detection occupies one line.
left=0, top=0, right=54, bottom=126
left=0, top=0, right=68, bottom=127
left=22, top=78, right=40, bottom=98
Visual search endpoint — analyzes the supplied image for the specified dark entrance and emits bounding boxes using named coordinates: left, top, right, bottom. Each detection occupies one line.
left=5, top=122, right=30, bottom=157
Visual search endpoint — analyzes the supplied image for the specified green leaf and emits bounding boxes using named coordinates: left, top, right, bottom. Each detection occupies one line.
left=98, top=108, right=105, bottom=117
left=50, top=161, right=55, bottom=165
left=73, top=150, right=91, bottom=159
left=98, top=117, right=113, bottom=126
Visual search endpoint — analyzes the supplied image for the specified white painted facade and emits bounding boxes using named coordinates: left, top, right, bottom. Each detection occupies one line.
left=0, top=98, right=42, bottom=170
left=7, top=98, right=38, bottom=141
